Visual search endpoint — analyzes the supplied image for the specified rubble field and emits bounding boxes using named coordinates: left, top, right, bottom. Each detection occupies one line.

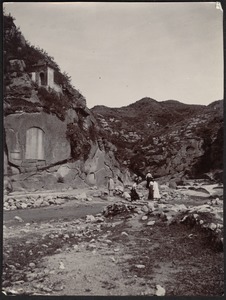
left=2, top=183, right=224, bottom=296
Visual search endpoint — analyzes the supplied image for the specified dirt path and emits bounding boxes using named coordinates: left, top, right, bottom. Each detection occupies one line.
left=2, top=195, right=224, bottom=296
left=3, top=199, right=109, bottom=226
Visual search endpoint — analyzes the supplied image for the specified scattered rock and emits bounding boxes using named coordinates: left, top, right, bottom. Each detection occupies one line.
left=29, top=262, right=36, bottom=269
left=155, top=284, right=166, bottom=296
left=123, top=192, right=131, bottom=201
left=59, top=262, right=65, bottom=270
left=14, top=216, right=23, bottom=222
left=35, top=198, right=43, bottom=207
left=121, top=231, right=129, bottom=237
left=141, top=205, right=149, bottom=213
left=73, top=245, right=79, bottom=251
left=53, top=285, right=64, bottom=291
left=135, top=264, right=145, bottom=269
left=26, top=272, right=37, bottom=281
left=141, top=287, right=155, bottom=295
left=95, top=216, right=105, bottom=223
left=209, top=223, right=217, bottom=231
left=21, top=203, right=28, bottom=209
left=147, top=202, right=155, bottom=211
left=87, top=243, right=96, bottom=250
left=141, top=216, right=148, bottom=221
left=92, top=191, right=102, bottom=197
left=114, top=248, right=120, bottom=252
left=55, top=199, right=66, bottom=205
left=147, top=220, right=155, bottom=226
left=86, top=215, right=96, bottom=223
left=41, top=286, right=52, bottom=293
left=105, top=240, right=112, bottom=244
left=78, top=192, right=87, bottom=200
left=86, top=197, right=93, bottom=201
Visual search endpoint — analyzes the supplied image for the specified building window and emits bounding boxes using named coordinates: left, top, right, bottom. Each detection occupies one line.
left=25, top=127, right=44, bottom=160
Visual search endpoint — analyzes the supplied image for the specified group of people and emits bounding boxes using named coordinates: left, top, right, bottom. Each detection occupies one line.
left=130, top=172, right=160, bottom=201
left=107, top=171, right=160, bottom=201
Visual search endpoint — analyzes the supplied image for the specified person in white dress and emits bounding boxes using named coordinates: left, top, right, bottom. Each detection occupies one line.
left=149, top=178, right=161, bottom=200
left=153, top=180, right=161, bottom=200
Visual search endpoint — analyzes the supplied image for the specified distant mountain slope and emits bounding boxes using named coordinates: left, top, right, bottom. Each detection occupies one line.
left=92, top=98, right=223, bottom=181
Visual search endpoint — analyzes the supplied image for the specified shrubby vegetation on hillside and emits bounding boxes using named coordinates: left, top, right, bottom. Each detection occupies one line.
left=92, top=98, right=223, bottom=180
left=3, top=13, right=86, bottom=107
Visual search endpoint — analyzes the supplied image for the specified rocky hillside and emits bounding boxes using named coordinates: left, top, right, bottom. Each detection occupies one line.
left=91, top=98, right=223, bottom=182
left=3, top=13, right=223, bottom=191
left=3, top=13, right=127, bottom=191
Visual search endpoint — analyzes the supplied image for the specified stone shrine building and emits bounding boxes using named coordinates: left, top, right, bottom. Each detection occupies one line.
left=30, top=59, right=62, bottom=93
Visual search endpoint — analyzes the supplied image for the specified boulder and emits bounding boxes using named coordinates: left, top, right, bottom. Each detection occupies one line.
left=147, top=220, right=155, bottom=226
left=86, top=215, right=96, bottom=223
left=21, top=203, right=27, bottom=209
left=169, top=181, right=177, bottom=189
left=78, top=192, right=87, bottom=200
left=209, top=223, right=217, bottom=231
left=123, top=192, right=131, bottom=201
left=141, top=205, right=149, bottom=213
left=155, top=285, right=166, bottom=296
left=14, top=216, right=23, bottom=222
left=35, top=198, right=43, bottom=207
left=55, top=198, right=66, bottom=205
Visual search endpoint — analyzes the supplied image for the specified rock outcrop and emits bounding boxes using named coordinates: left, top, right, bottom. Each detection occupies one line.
left=3, top=13, right=128, bottom=191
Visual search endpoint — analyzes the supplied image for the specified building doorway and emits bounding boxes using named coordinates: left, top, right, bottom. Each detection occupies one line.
left=39, top=72, right=45, bottom=86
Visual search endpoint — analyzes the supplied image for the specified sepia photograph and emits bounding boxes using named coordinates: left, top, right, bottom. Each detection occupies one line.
left=2, top=1, right=224, bottom=296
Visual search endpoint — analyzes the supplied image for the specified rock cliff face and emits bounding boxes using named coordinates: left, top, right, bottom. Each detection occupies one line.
left=3, top=14, right=127, bottom=191
left=91, top=98, right=223, bottom=182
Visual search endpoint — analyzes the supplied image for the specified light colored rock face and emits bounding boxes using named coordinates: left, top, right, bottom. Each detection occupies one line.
left=84, top=146, right=130, bottom=187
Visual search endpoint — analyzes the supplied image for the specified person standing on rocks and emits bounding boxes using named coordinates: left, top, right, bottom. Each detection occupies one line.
left=146, top=172, right=153, bottom=188
left=130, top=182, right=140, bottom=201
left=148, top=179, right=154, bottom=200
left=108, top=176, right=115, bottom=197
left=149, top=178, right=161, bottom=200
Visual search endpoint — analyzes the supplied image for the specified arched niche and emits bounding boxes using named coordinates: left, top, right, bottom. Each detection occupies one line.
left=39, top=72, right=45, bottom=86
left=25, top=127, right=45, bottom=160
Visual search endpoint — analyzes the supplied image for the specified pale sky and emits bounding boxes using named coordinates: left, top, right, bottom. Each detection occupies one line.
left=4, top=2, right=224, bottom=108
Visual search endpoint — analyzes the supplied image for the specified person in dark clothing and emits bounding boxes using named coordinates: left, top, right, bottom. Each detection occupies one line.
left=146, top=172, right=153, bottom=188
left=134, top=176, right=139, bottom=185
left=130, top=183, right=140, bottom=201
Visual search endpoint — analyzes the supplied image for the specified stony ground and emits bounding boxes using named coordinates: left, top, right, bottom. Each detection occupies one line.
left=2, top=182, right=224, bottom=296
